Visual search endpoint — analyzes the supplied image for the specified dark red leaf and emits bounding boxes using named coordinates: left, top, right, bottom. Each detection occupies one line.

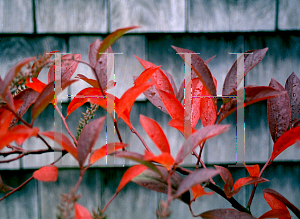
left=89, top=142, right=128, bottom=164
left=222, top=48, right=268, bottom=97
left=140, top=114, right=170, bottom=154
left=96, top=26, right=139, bottom=61
left=89, top=39, right=113, bottom=90
left=33, top=165, right=58, bottom=182
left=117, top=82, right=153, bottom=118
left=0, top=78, right=15, bottom=111
left=174, top=124, right=230, bottom=164
left=267, top=78, right=291, bottom=143
left=40, top=131, right=78, bottom=160
left=219, top=86, right=286, bottom=123
left=0, top=57, right=35, bottom=99
left=48, top=54, right=81, bottom=83
left=31, top=79, right=77, bottom=121
left=171, top=46, right=216, bottom=97
left=199, top=208, right=255, bottom=219
left=132, top=165, right=190, bottom=205
left=116, top=165, right=148, bottom=193
left=77, top=116, right=106, bottom=167
left=174, top=168, right=219, bottom=198
left=10, top=88, right=39, bottom=127
left=271, top=125, right=300, bottom=161
left=74, top=203, right=93, bottom=219
left=263, top=188, right=300, bottom=218
left=285, top=72, right=300, bottom=124
left=258, top=209, right=291, bottom=219
left=214, top=165, right=233, bottom=191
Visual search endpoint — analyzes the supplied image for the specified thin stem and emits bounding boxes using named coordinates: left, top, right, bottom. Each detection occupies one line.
left=196, top=141, right=205, bottom=169
left=102, top=193, right=117, bottom=213
left=0, top=176, right=34, bottom=202
left=114, top=119, right=123, bottom=143
left=38, top=134, right=52, bottom=149
left=54, top=105, right=77, bottom=145
left=247, top=156, right=271, bottom=208
left=0, top=154, right=25, bottom=163
left=131, top=126, right=151, bottom=152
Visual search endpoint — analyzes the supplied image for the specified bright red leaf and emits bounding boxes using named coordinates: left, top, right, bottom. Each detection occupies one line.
left=40, top=131, right=78, bottom=160
left=232, top=176, right=269, bottom=191
left=190, top=184, right=214, bottom=201
left=75, top=74, right=99, bottom=88
left=25, top=78, right=46, bottom=93
left=134, top=66, right=162, bottom=86
left=74, top=203, right=93, bottom=219
left=140, top=114, right=170, bottom=154
left=258, top=209, right=291, bottom=219
left=143, top=150, right=174, bottom=170
left=33, top=165, right=58, bottom=182
left=244, top=163, right=260, bottom=177
left=89, top=142, right=128, bottom=164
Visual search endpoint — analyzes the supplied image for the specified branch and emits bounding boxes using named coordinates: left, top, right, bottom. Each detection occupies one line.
left=131, top=125, right=151, bottom=152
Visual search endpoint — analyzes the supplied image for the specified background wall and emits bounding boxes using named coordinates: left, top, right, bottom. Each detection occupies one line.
left=0, top=0, right=300, bottom=218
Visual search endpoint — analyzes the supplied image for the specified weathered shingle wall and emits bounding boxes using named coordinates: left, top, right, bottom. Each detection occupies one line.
left=0, top=0, right=300, bottom=218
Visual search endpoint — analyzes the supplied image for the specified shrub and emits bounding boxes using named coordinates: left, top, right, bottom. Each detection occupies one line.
left=0, top=26, right=299, bottom=219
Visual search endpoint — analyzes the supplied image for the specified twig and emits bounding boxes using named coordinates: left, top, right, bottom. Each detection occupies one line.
left=102, top=193, right=117, bottom=213
left=131, top=126, right=151, bottom=152
left=54, top=105, right=77, bottom=145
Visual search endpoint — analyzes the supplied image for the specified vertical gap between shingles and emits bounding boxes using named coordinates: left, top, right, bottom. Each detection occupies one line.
left=32, top=0, right=37, bottom=34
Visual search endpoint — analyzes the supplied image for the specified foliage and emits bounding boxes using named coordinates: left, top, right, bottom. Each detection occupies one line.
left=0, top=26, right=299, bottom=219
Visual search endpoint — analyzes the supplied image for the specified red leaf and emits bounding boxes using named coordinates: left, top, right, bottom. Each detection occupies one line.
left=244, top=163, right=260, bottom=177
left=267, top=78, right=291, bottom=143
left=10, top=88, right=39, bottom=127
left=263, top=188, right=300, bottom=218
left=117, top=82, right=153, bottom=118
left=258, top=209, right=291, bottom=219
left=0, top=57, right=35, bottom=99
left=25, top=78, right=46, bottom=93
left=74, top=203, right=93, bottom=219
left=174, top=168, right=219, bottom=198
left=214, top=165, right=233, bottom=191
left=40, top=131, right=78, bottom=160
left=167, top=118, right=197, bottom=137
left=96, top=26, right=139, bottom=61
left=200, top=76, right=217, bottom=126
left=31, top=51, right=58, bottom=78
left=199, top=208, right=255, bottom=219
left=0, top=125, right=39, bottom=151
left=222, top=48, right=268, bottom=97
left=131, top=165, right=190, bottom=205
left=89, top=142, right=128, bottom=164
left=285, top=72, right=300, bottom=124
left=263, top=193, right=291, bottom=219
left=232, top=176, right=269, bottom=191
left=204, top=55, right=216, bottom=65
left=162, top=69, right=178, bottom=98
left=174, top=125, right=230, bottom=164
left=271, top=124, right=300, bottom=162
left=48, top=54, right=81, bottom=83
left=116, top=165, right=147, bottom=193
left=31, top=79, right=77, bottom=121
left=157, top=89, right=185, bottom=120
left=134, top=55, right=175, bottom=96
left=191, top=184, right=214, bottom=200
left=75, top=74, right=99, bottom=88
left=143, top=151, right=174, bottom=170
left=219, top=86, right=286, bottom=123
left=171, top=46, right=216, bottom=97
left=140, top=114, right=170, bottom=154
left=0, top=98, right=24, bottom=132
left=33, top=165, right=58, bottom=182
left=134, top=66, right=162, bottom=86
left=89, top=39, right=113, bottom=90
left=77, top=116, right=106, bottom=167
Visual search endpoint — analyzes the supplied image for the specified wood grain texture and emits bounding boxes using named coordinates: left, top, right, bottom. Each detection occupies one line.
left=0, top=0, right=33, bottom=33
left=189, top=0, right=276, bottom=32
left=110, top=0, right=185, bottom=33
left=35, top=0, right=107, bottom=33
left=278, top=0, right=300, bottom=30
left=0, top=170, right=38, bottom=219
